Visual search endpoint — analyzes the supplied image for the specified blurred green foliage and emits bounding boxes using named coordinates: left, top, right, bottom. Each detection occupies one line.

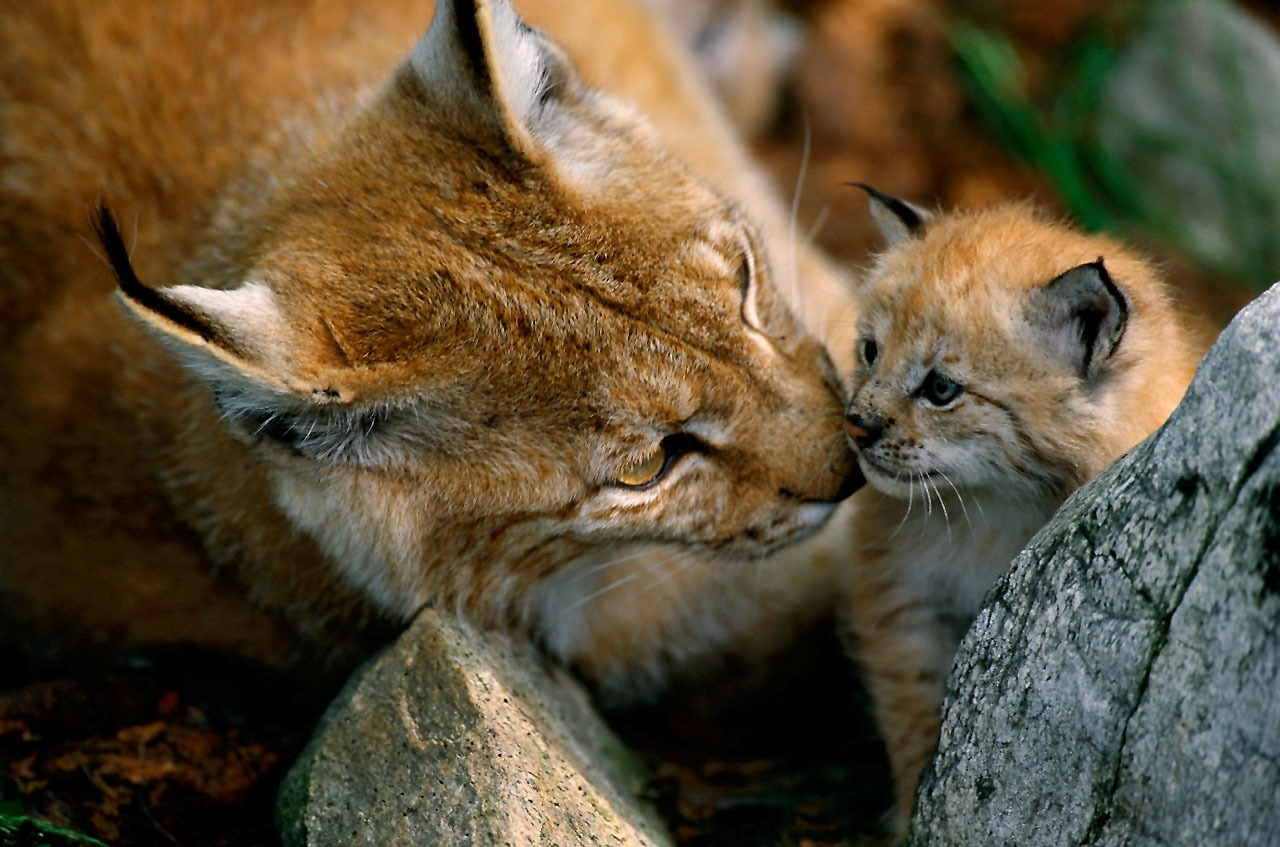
left=0, top=811, right=108, bottom=847
left=951, top=0, right=1280, bottom=291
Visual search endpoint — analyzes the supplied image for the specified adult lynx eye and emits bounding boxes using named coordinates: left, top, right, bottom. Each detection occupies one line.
left=861, top=338, right=879, bottom=366
left=614, top=433, right=704, bottom=489
left=920, top=370, right=962, bottom=406
left=616, top=446, right=667, bottom=488
left=736, top=252, right=752, bottom=298
left=736, top=242, right=762, bottom=331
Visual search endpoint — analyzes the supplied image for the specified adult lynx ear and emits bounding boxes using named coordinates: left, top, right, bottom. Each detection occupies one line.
left=408, top=0, right=578, bottom=160
left=1026, top=258, right=1129, bottom=380
left=853, top=184, right=932, bottom=246
left=97, top=205, right=299, bottom=394
left=99, top=207, right=412, bottom=462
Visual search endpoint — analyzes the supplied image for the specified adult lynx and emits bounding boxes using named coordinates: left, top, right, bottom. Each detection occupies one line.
left=0, top=0, right=860, bottom=700
left=841, top=189, right=1205, bottom=838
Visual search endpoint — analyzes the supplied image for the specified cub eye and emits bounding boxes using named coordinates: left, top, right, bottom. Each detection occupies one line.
left=861, top=338, right=879, bottom=367
left=920, top=370, right=962, bottom=406
left=613, top=433, right=704, bottom=489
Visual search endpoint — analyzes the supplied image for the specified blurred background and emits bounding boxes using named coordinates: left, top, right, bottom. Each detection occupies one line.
left=732, top=0, right=1276, bottom=327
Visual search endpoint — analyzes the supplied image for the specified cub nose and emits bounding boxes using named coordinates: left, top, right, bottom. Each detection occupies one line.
left=844, top=412, right=885, bottom=449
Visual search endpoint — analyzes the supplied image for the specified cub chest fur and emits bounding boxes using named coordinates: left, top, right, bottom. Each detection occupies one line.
left=869, top=491, right=1056, bottom=631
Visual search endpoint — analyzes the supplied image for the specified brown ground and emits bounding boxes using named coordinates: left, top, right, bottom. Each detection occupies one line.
left=1, top=1, right=1261, bottom=845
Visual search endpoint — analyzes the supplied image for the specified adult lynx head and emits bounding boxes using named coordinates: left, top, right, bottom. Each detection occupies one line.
left=101, top=0, right=858, bottom=625
left=843, top=189, right=1200, bottom=502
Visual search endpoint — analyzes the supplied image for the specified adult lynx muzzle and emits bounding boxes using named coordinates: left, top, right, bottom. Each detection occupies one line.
left=0, top=0, right=861, bottom=700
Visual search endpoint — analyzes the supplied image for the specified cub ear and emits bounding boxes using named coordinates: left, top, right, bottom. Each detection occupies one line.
left=1025, top=258, right=1129, bottom=380
left=96, top=205, right=297, bottom=393
left=853, top=183, right=932, bottom=246
left=408, top=0, right=579, bottom=160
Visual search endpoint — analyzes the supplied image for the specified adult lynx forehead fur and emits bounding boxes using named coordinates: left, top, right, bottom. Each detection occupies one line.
left=0, top=0, right=861, bottom=697
left=840, top=189, right=1206, bottom=838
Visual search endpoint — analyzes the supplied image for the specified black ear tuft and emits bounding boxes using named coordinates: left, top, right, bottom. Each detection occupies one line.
left=848, top=183, right=932, bottom=245
left=450, top=0, right=495, bottom=97
left=94, top=203, right=214, bottom=342
left=93, top=203, right=142, bottom=296
left=1028, top=258, right=1129, bottom=379
left=407, top=0, right=578, bottom=161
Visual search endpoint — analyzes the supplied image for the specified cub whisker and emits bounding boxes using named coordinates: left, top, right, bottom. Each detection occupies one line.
left=934, top=469, right=975, bottom=530
left=927, top=476, right=952, bottom=543
left=888, top=469, right=914, bottom=541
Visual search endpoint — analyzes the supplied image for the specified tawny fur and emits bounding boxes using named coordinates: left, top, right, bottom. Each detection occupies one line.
left=0, top=0, right=862, bottom=701
left=840, top=197, right=1209, bottom=838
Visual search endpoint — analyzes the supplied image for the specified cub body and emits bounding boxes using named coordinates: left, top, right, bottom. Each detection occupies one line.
left=840, top=193, right=1206, bottom=836
left=0, top=0, right=859, bottom=699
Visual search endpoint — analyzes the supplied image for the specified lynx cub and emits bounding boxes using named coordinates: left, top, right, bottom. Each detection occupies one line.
left=0, top=0, right=861, bottom=700
left=841, top=189, right=1205, bottom=837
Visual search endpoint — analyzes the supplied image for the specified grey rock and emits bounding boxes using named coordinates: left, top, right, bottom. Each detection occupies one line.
left=908, top=283, right=1280, bottom=846
left=1097, top=0, right=1280, bottom=286
left=276, top=608, right=671, bottom=847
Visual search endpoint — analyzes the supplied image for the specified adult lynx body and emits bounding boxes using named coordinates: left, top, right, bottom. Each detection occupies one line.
left=0, top=0, right=860, bottom=699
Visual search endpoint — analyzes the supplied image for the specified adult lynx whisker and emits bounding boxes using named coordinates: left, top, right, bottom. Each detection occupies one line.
left=633, top=552, right=703, bottom=603
left=803, top=204, right=831, bottom=257
left=557, top=547, right=687, bottom=618
left=253, top=414, right=280, bottom=437
left=787, top=112, right=812, bottom=311
left=565, top=544, right=672, bottom=586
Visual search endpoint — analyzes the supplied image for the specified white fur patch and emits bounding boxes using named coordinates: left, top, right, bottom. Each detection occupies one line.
left=892, top=489, right=1057, bottom=621
left=162, top=280, right=293, bottom=370
left=273, top=469, right=427, bottom=621
left=483, top=0, right=548, bottom=130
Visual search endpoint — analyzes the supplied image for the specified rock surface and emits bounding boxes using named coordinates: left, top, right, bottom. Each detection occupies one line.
left=1097, top=0, right=1280, bottom=287
left=276, top=609, right=671, bottom=847
left=908, top=283, right=1280, bottom=846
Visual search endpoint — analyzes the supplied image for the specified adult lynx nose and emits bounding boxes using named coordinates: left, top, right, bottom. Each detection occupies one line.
left=785, top=437, right=864, bottom=503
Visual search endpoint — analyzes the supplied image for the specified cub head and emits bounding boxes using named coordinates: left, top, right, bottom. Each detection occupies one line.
left=843, top=187, right=1196, bottom=502
left=102, top=0, right=859, bottom=624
